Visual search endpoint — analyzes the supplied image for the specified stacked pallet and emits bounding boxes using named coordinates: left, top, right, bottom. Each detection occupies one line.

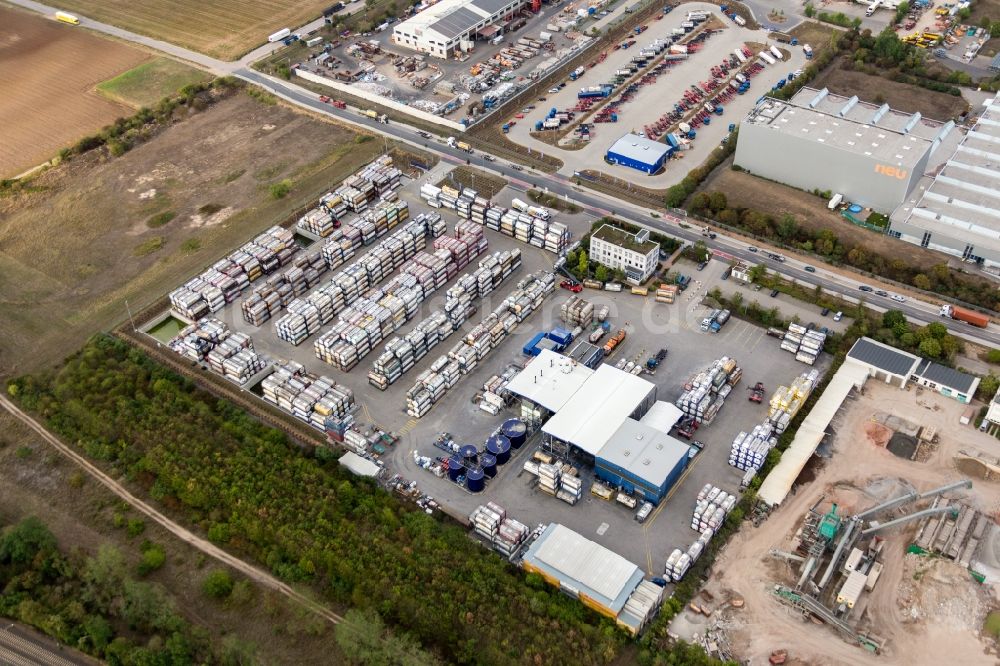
left=692, top=484, right=737, bottom=535
left=297, top=208, right=338, bottom=237
left=203, top=331, right=264, bottom=384
left=558, top=474, right=583, bottom=505
left=368, top=249, right=521, bottom=389
left=665, top=529, right=712, bottom=582
left=168, top=318, right=231, bottom=362
left=675, top=356, right=741, bottom=425
left=469, top=503, right=530, bottom=558
left=537, top=462, right=560, bottom=496
left=168, top=226, right=296, bottom=319
left=560, top=295, right=594, bottom=326
left=404, top=272, right=555, bottom=417
left=240, top=251, right=329, bottom=326
left=779, top=323, right=827, bottom=365
left=728, top=421, right=776, bottom=472
left=768, top=369, right=819, bottom=434
left=260, top=361, right=355, bottom=430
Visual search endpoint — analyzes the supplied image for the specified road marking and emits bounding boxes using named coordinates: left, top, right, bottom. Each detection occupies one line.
left=596, top=521, right=609, bottom=536
left=361, top=403, right=372, bottom=422
left=397, top=418, right=418, bottom=436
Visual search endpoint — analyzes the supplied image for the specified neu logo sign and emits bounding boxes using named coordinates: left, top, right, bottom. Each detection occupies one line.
left=874, top=164, right=908, bottom=180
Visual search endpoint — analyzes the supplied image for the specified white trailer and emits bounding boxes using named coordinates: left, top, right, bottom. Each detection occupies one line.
left=759, top=50, right=776, bottom=65
left=769, top=45, right=784, bottom=60
left=268, top=27, right=292, bottom=42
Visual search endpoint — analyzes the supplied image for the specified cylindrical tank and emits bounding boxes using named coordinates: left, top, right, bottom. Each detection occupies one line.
left=480, top=453, right=497, bottom=478
left=466, top=467, right=485, bottom=493
left=448, top=454, right=465, bottom=482
left=460, top=444, right=478, bottom=460
left=486, top=434, right=511, bottom=465
left=501, top=419, right=527, bottom=448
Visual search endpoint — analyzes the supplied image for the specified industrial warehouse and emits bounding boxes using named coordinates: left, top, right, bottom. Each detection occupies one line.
left=392, top=0, right=530, bottom=59
left=890, top=90, right=1000, bottom=268
left=605, top=133, right=673, bottom=174
left=734, top=87, right=957, bottom=213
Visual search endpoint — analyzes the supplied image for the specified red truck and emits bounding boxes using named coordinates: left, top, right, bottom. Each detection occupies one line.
left=940, top=304, right=989, bottom=328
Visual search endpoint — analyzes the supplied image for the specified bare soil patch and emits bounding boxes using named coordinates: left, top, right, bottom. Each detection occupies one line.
left=0, top=92, right=385, bottom=373
left=811, top=62, right=969, bottom=120
left=0, top=6, right=150, bottom=177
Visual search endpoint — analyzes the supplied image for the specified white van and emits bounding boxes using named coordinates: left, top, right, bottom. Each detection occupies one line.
left=833, top=311, right=843, bottom=321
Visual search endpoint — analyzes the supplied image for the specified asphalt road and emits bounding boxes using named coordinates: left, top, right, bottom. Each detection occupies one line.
left=11, top=0, right=1000, bottom=348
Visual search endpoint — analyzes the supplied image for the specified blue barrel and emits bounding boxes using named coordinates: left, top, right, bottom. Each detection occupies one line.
left=460, top=444, right=478, bottom=460
left=486, top=434, right=511, bottom=465
left=848, top=204, right=863, bottom=214
left=480, top=454, right=497, bottom=478
left=448, top=454, right=465, bottom=482
left=501, top=419, right=527, bottom=449
left=466, top=467, right=485, bottom=493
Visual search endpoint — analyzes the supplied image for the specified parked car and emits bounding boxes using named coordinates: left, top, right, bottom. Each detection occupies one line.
left=806, top=322, right=816, bottom=331
left=560, top=280, right=582, bottom=293
left=804, top=265, right=816, bottom=273
left=821, top=307, right=830, bottom=316
left=770, top=289, right=779, bottom=298
left=834, top=311, right=843, bottom=321
left=753, top=283, right=763, bottom=291
left=697, top=261, right=707, bottom=271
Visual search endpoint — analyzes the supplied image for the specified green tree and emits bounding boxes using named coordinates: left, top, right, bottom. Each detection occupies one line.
left=708, top=191, right=728, bottom=213
left=776, top=214, right=798, bottom=240
left=882, top=309, right=907, bottom=329
left=138, top=543, right=166, bottom=576
left=985, top=348, right=1000, bottom=364
left=202, top=569, right=234, bottom=599
left=919, top=337, right=942, bottom=359
left=595, top=265, right=609, bottom=282
left=913, top=273, right=931, bottom=290
left=577, top=249, right=589, bottom=275
left=0, top=516, right=56, bottom=564
left=926, top=321, right=948, bottom=339
left=978, top=373, right=1000, bottom=401
left=689, top=191, right=711, bottom=212
left=804, top=2, right=815, bottom=17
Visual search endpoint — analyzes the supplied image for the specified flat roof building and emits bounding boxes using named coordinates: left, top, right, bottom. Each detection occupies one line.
left=734, top=87, right=955, bottom=213
left=845, top=337, right=979, bottom=402
left=505, top=349, right=594, bottom=423
left=890, top=91, right=1000, bottom=268
left=542, top=363, right=657, bottom=457
left=590, top=224, right=660, bottom=284
left=606, top=133, right=672, bottom=174
left=521, top=523, right=645, bottom=618
left=595, top=419, right=689, bottom=504
left=392, top=0, right=528, bottom=59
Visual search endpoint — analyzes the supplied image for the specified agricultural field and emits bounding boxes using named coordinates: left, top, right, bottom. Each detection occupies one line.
left=0, top=91, right=390, bottom=374
left=97, top=58, right=211, bottom=108
left=0, top=6, right=150, bottom=177
left=53, top=0, right=332, bottom=60
left=810, top=62, right=970, bottom=120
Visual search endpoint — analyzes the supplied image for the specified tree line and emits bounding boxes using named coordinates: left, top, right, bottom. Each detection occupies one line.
left=8, top=336, right=628, bottom=665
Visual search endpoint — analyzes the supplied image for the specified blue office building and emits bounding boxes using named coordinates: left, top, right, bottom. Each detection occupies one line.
left=595, top=418, right=689, bottom=505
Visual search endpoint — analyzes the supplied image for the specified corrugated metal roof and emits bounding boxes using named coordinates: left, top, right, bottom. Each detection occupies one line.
left=542, top=364, right=655, bottom=456
left=472, top=0, right=515, bottom=14
left=339, top=452, right=381, bottom=477
left=598, top=418, right=688, bottom=488
left=505, top=349, right=594, bottom=412
left=914, top=359, right=978, bottom=394
left=606, top=133, right=670, bottom=167
left=759, top=362, right=870, bottom=507
left=846, top=337, right=920, bottom=378
left=429, top=6, right=484, bottom=39
left=523, top=523, right=644, bottom=613
left=837, top=570, right=867, bottom=607
left=639, top=401, right=684, bottom=433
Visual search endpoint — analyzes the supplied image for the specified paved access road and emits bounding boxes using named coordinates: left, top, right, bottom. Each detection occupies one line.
left=10, top=0, right=1000, bottom=348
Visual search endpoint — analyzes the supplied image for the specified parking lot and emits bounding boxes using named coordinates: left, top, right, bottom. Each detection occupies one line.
left=504, top=4, right=810, bottom=185
left=144, top=167, right=830, bottom=579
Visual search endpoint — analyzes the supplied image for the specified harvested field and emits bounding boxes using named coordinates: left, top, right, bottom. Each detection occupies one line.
left=0, top=6, right=150, bottom=177
left=97, top=58, right=211, bottom=108
left=700, top=163, right=952, bottom=271
left=788, top=20, right=840, bottom=53
left=811, top=62, right=969, bottom=120
left=0, top=92, right=389, bottom=374
left=54, top=0, right=332, bottom=60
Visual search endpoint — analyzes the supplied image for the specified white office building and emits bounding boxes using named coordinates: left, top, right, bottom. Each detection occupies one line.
left=392, top=0, right=528, bottom=59
left=589, top=224, right=660, bottom=284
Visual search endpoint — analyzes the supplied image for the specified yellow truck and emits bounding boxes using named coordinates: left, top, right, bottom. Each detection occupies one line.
left=55, top=11, right=80, bottom=24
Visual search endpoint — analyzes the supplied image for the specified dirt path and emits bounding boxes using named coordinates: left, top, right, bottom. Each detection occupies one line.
left=0, top=394, right=343, bottom=627
left=702, top=381, right=998, bottom=665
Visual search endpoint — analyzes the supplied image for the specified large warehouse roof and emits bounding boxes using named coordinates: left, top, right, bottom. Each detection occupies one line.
left=505, top=349, right=594, bottom=412
left=542, top=364, right=655, bottom=456
left=396, top=0, right=524, bottom=42
left=606, top=133, right=671, bottom=168
left=890, top=92, right=1000, bottom=259
left=599, top=418, right=688, bottom=487
left=745, top=89, right=949, bottom=169
left=846, top=337, right=920, bottom=378
left=522, top=523, right=644, bottom=614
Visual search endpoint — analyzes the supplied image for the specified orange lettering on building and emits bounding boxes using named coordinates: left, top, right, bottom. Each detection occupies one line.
left=874, top=164, right=908, bottom=180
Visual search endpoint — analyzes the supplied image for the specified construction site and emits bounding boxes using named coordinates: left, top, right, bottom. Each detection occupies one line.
left=668, top=377, right=1000, bottom=665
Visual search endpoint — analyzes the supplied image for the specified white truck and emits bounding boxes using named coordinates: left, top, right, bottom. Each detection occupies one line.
left=511, top=198, right=529, bottom=213
left=268, top=27, right=292, bottom=43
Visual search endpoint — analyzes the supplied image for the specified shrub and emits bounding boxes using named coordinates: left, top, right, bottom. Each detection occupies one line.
left=137, top=543, right=166, bottom=576
left=202, top=569, right=234, bottom=599
left=269, top=179, right=293, bottom=199
left=146, top=211, right=176, bottom=228
left=133, top=236, right=165, bottom=257
left=126, top=519, right=146, bottom=538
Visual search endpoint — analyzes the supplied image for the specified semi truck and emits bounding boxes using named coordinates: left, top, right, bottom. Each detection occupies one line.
left=55, top=10, right=80, bottom=24
left=446, top=137, right=472, bottom=152
left=940, top=304, right=989, bottom=328
left=269, top=27, right=292, bottom=43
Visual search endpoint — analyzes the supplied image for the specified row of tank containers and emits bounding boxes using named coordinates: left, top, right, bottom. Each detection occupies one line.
left=438, top=419, right=529, bottom=493
left=665, top=484, right=738, bottom=581
left=729, top=369, right=819, bottom=488
left=779, top=322, right=827, bottom=366
left=675, top=356, right=743, bottom=425
left=523, top=452, right=584, bottom=505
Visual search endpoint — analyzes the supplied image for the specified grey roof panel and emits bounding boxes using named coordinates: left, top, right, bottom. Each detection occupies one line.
left=916, top=360, right=978, bottom=394
left=430, top=6, right=483, bottom=39
left=472, top=0, right=514, bottom=14
left=606, top=133, right=670, bottom=166
left=847, top=338, right=918, bottom=377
